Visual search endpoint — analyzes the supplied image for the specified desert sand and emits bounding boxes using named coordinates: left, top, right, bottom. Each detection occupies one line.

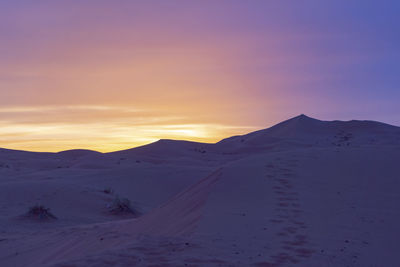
left=1, top=114, right=399, bottom=266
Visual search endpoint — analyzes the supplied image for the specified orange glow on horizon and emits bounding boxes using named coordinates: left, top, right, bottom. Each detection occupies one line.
left=0, top=105, right=260, bottom=152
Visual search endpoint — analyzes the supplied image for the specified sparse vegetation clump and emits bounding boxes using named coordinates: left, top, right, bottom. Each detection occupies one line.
left=108, top=196, right=136, bottom=215
left=103, top=187, right=113, bottom=194
left=26, top=205, right=57, bottom=220
left=102, top=188, right=140, bottom=216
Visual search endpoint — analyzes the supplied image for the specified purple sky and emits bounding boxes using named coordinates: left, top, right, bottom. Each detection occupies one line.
left=0, top=1, right=399, bottom=151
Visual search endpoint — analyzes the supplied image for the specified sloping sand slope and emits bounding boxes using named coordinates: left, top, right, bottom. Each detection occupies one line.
left=1, top=115, right=399, bottom=266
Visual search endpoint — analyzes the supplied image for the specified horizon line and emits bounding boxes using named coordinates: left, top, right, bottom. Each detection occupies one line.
left=1, top=114, right=399, bottom=154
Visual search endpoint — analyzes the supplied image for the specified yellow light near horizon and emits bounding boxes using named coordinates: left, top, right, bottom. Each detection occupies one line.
left=0, top=105, right=259, bottom=152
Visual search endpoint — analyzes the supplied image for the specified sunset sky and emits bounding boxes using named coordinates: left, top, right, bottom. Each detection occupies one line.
left=1, top=1, right=399, bottom=152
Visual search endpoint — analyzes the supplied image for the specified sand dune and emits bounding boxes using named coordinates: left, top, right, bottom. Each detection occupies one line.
left=1, top=115, right=399, bottom=266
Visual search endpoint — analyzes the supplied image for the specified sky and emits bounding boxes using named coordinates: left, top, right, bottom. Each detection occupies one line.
left=0, top=0, right=399, bottom=152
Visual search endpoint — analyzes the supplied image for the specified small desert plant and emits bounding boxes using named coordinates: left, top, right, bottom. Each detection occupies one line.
left=108, top=196, right=135, bottom=215
left=103, top=187, right=113, bottom=194
left=26, top=205, right=57, bottom=220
